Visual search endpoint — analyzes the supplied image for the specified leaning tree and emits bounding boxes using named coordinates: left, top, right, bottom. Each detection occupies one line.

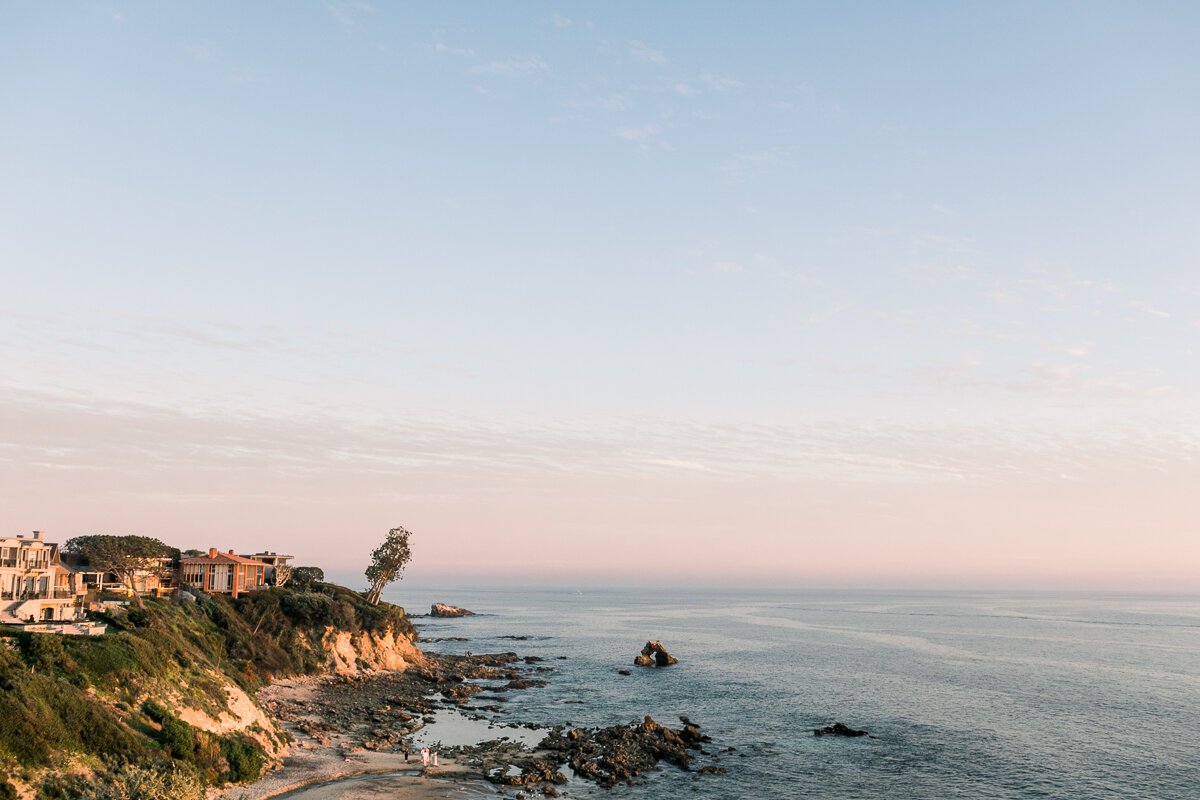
left=364, top=526, right=413, bottom=605
left=271, top=562, right=293, bottom=587
left=63, top=534, right=174, bottom=609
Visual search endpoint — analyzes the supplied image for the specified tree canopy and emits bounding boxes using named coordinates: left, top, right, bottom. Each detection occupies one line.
left=364, top=527, right=412, bottom=605
left=289, top=566, right=324, bottom=589
left=63, top=534, right=174, bottom=608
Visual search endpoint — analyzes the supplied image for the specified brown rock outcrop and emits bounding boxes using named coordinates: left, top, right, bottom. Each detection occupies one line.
left=634, top=640, right=678, bottom=667
left=431, top=602, right=475, bottom=617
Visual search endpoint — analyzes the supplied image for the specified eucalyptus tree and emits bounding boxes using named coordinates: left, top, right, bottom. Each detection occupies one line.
left=364, top=527, right=413, bottom=605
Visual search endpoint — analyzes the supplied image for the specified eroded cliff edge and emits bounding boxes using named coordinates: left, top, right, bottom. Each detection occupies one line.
left=0, top=581, right=423, bottom=800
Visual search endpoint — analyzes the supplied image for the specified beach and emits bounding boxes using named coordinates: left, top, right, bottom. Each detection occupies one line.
left=213, top=675, right=494, bottom=800
left=215, top=645, right=573, bottom=800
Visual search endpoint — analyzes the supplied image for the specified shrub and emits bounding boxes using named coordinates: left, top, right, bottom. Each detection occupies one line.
left=278, top=591, right=336, bottom=627
left=23, top=634, right=72, bottom=672
left=0, top=667, right=151, bottom=767
left=191, top=733, right=226, bottom=783
left=159, top=718, right=196, bottom=760
left=41, top=763, right=203, bottom=800
left=36, top=772, right=89, bottom=800
left=125, top=608, right=153, bottom=628
left=140, top=700, right=170, bottom=725
left=219, top=734, right=265, bottom=783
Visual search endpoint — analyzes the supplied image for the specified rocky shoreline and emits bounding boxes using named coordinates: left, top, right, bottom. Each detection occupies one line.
left=221, top=635, right=728, bottom=799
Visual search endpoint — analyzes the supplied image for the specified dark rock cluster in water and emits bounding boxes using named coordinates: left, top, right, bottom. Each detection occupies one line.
left=534, top=715, right=716, bottom=788
left=814, top=722, right=871, bottom=738
left=633, top=639, right=678, bottom=667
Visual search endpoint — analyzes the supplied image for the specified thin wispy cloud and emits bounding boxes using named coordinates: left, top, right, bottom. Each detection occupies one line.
left=984, top=288, right=1025, bottom=305
left=227, top=68, right=269, bottom=85
left=1131, top=300, right=1171, bottom=319
left=5, top=387, right=1194, bottom=487
left=644, top=458, right=708, bottom=472
left=628, top=41, right=667, bottom=64
left=435, top=42, right=476, bottom=58
left=468, top=55, right=551, bottom=77
left=721, top=147, right=793, bottom=184
left=326, top=1, right=375, bottom=27
left=698, top=73, right=744, bottom=91
left=571, top=91, right=632, bottom=112
left=182, top=41, right=215, bottom=61
left=614, top=124, right=659, bottom=142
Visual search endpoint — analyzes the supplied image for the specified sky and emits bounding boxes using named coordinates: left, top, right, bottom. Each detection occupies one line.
left=1, top=2, right=1198, bottom=591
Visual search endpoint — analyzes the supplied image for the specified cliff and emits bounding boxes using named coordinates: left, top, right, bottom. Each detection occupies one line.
left=0, top=582, right=422, bottom=800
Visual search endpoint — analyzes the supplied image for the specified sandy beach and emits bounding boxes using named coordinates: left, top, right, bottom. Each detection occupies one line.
left=207, top=648, right=565, bottom=800
left=212, top=676, right=498, bottom=800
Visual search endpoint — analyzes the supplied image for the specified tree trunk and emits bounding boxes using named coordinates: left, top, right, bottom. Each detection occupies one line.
left=125, top=576, right=146, bottom=609
left=366, top=582, right=383, bottom=605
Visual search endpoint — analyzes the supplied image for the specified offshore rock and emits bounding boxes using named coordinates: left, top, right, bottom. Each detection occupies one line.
left=814, top=722, right=869, bottom=737
left=431, top=602, right=475, bottom=617
left=634, top=640, right=678, bottom=667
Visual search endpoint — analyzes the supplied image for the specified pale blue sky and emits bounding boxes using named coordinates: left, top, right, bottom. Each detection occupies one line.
left=2, top=3, right=1198, bottom=588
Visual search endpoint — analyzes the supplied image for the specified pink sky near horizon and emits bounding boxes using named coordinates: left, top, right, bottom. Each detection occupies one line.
left=3, top=389, right=1196, bottom=592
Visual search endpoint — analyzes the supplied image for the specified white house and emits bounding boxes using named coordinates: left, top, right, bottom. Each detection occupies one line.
left=0, top=531, right=87, bottom=625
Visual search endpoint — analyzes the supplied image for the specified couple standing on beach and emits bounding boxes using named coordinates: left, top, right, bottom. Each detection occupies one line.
left=402, top=744, right=439, bottom=768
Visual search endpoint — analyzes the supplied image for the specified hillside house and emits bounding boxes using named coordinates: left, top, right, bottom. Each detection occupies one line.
left=240, top=551, right=294, bottom=585
left=180, top=549, right=269, bottom=598
left=0, top=531, right=87, bottom=625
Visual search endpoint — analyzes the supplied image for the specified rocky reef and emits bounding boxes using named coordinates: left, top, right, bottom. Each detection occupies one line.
left=814, top=722, right=871, bottom=737
left=478, top=715, right=722, bottom=791
left=536, top=716, right=715, bottom=787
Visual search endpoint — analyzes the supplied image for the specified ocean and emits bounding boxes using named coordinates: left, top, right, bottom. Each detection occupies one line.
left=370, top=588, right=1200, bottom=798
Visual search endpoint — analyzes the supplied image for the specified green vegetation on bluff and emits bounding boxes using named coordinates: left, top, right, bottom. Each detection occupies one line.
left=0, top=581, right=416, bottom=799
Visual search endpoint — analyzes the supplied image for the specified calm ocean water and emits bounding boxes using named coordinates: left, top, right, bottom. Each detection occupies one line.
left=383, top=587, right=1200, bottom=799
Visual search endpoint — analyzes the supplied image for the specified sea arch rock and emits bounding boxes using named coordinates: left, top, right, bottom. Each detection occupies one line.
left=634, top=640, right=678, bottom=667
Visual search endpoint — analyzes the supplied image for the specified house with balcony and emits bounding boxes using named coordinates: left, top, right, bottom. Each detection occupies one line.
left=1, top=531, right=88, bottom=626
left=180, top=549, right=269, bottom=598
left=240, top=550, right=294, bottom=585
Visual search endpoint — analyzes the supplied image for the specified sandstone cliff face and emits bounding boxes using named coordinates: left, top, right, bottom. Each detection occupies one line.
left=166, top=622, right=423, bottom=759
left=169, top=678, right=288, bottom=757
left=320, top=626, right=425, bottom=674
